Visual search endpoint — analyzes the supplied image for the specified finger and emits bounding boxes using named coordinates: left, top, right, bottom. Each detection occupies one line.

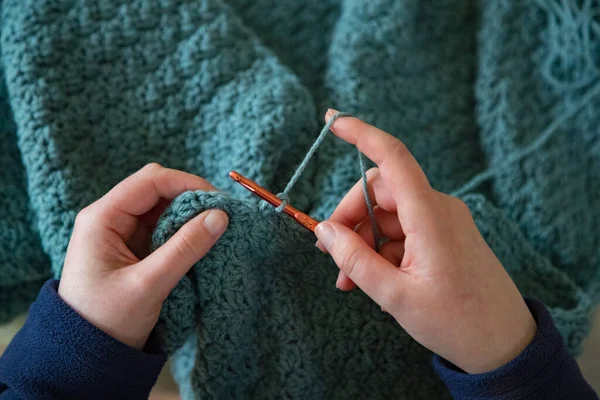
left=337, top=243, right=405, bottom=291
left=335, top=212, right=405, bottom=291
left=315, top=221, right=403, bottom=308
left=328, top=168, right=396, bottom=228
left=325, top=110, right=433, bottom=226
left=335, top=271, right=356, bottom=291
left=139, top=198, right=173, bottom=231
left=319, top=206, right=404, bottom=253
left=126, top=198, right=172, bottom=259
left=315, top=170, right=396, bottom=252
left=316, top=214, right=378, bottom=255
left=102, top=163, right=216, bottom=217
left=135, top=209, right=228, bottom=299
left=378, top=240, right=405, bottom=267
left=354, top=207, right=405, bottom=243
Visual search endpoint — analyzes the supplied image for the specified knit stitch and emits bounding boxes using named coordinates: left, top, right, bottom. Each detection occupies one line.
left=1, top=0, right=599, bottom=399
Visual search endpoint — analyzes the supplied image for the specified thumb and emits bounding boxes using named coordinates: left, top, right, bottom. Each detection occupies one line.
left=136, top=209, right=229, bottom=299
left=315, top=221, right=402, bottom=309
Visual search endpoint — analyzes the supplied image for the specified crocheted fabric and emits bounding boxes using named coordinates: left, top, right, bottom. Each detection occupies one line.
left=1, top=0, right=599, bottom=398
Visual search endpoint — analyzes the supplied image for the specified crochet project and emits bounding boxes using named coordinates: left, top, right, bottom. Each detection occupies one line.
left=1, top=0, right=599, bottom=398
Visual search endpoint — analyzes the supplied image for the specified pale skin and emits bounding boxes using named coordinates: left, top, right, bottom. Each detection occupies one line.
left=59, top=111, right=536, bottom=376
left=59, top=163, right=230, bottom=350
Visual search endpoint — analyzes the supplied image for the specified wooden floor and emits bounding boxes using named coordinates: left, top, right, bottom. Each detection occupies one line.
left=1, top=309, right=599, bottom=399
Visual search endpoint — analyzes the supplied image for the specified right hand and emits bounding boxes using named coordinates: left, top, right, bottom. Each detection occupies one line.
left=314, top=110, right=536, bottom=374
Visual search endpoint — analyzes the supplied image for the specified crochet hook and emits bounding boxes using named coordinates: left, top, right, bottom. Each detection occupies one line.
left=229, top=171, right=319, bottom=232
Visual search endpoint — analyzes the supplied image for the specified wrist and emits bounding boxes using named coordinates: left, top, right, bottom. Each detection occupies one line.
left=434, top=298, right=595, bottom=399
left=58, top=280, right=154, bottom=350
left=4, top=280, right=167, bottom=399
left=455, top=305, right=537, bottom=374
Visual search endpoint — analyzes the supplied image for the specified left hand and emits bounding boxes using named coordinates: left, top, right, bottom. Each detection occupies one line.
left=59, top=164, right=229, bottom=350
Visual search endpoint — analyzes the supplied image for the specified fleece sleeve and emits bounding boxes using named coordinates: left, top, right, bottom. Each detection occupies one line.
left=433, top=298, right=598, bottom=400
left=0, top=279, right=167, bottom=400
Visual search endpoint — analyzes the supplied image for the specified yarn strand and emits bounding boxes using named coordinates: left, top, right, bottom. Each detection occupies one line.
left=359, top=151, right=382, bottom=251
left=275, top=112, right=353, bottom=210
left=452, top=79, right=600, bottom=197
left=275, top=112, right=382, bottom=251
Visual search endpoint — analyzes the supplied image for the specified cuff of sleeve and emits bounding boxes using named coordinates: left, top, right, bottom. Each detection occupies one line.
left=0, top=279, right=166, bottom=399
left=433, top=298, right=595, bottom=399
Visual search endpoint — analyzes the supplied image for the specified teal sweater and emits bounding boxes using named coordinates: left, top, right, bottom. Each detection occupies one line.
left=0, top=1, right=599, bottom=398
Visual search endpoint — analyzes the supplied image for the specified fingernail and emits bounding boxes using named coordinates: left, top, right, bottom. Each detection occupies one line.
left=335, top=274, right=343, bottom=289
left=326, top=108, right=339, bottom=121
left=203, top=210, right=228, bottom=237
left=315, top=222, right=335, bottom=250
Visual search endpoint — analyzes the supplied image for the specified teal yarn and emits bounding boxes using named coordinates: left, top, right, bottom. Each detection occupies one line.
left=273, top=111, right=381, bottom=250
left=358, top=150, right=381, bottom=250
left=275, top=112, right=354, bottom=211
left=1, top=1, right=600, bottom=398
left=453, top=79, right=600, bottom=197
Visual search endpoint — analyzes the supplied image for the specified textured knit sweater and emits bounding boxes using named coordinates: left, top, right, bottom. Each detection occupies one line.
left=0, top=0, right=599, bottom=399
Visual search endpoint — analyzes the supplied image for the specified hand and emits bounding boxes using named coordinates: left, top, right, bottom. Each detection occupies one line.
left=59, top=164, right=229, bottom=350
left=315, top=110, right=536, bottom=374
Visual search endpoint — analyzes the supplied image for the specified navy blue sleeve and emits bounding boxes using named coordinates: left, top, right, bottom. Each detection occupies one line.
left=434, top=298, right=598, bottom=399
left=0, top=280, right=167, bottom=400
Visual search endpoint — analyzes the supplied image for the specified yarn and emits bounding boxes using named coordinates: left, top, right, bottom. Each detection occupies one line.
left=274, top=111, right=381, bottom=250
left=534, top=0, right=600, bottom=91
left=1, top=1, right=599, bottom=399
left=358, top=150, right=382, bottom=249
left=453, top=79, right=600, bottom=197
left=274, top=112, right=352, bottom=212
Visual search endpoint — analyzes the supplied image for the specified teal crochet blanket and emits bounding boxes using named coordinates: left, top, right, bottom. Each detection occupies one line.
left=1, top=0, right=600, bottom=398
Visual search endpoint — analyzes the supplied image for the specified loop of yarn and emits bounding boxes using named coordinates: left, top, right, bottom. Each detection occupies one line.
left=274, top=192, right=290, bottom=212
left=274, top=112, right=382, bottom=251
left=534, top=0, right=600, bottom=91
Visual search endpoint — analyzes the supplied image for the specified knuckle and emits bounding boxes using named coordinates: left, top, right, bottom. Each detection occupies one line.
left=339, top=244, right=363, bottom=278
left=389, top=140, right=410, bottom=160
left=74, top=206, right=94, bottom=227
left=366, top=167, right=379, bottom=179
left=142, top=162, right=162, bottom=174
left=174, top=230, right=199, bottom=262
left=451, top=196, right=471, bottom=215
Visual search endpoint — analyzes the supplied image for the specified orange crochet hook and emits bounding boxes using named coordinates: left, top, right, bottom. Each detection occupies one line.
left=229, top=171, right=319, bottom=232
